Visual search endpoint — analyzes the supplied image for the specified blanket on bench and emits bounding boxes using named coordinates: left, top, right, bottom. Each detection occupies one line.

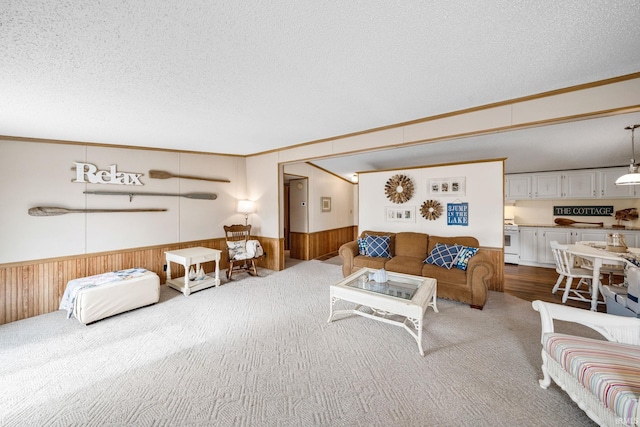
left=59, top=268, right=148, bottom=319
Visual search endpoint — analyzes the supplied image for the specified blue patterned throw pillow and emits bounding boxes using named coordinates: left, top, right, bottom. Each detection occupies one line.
left=425, top=243, right=462, bottom=269
left=454, top=246, right=479, bottom=271
left=357, top=238, right=368, bottom=256
left=365, top=235, right=391, bottom=258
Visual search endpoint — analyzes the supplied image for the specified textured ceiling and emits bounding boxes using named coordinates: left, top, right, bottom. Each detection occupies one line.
left=1, top=1, right=639, bottom=174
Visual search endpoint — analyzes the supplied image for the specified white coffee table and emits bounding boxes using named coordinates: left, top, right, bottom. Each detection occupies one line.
left=328, top=268, right=438, bottom=356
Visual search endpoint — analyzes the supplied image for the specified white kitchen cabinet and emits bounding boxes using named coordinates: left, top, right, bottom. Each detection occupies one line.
left=517, top=227, right=640, bottom=267
left=519, top=228, right=538, bottom=264
left=563, top=171, right=597, bottom=198
left=575, top=229, right=608, bottom=243
left=538, top=228, right=573, bottom=264
left=505, top=174, right=531, bottom=200
left=533, top=173, right=563, bottom=199
left=598, top=167, right=636, bottom=198
left=505, top=167, right=638, bottom=200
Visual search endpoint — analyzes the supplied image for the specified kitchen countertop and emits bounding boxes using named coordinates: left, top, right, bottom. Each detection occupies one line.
left=516, top=224, right=640, bottom=231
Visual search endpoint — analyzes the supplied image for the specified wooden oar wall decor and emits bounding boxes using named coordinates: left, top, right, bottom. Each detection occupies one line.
left=29, top=207, right=167, bottom=216
left=83, top=191, right=217, bottom=201
left=149, top=170, right=230, bottom=183
left=554, top=218, right=604, bottom=227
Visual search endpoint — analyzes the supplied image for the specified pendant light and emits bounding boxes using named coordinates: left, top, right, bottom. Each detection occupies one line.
left=615, top=124, right=640, bottom=186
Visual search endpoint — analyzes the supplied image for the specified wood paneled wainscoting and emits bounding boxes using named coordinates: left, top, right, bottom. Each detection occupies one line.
left=0, top=236, right=281, bottom=325
left=483, top=247, right=504, bottom=292
left=290, top=226, right=358, bottom=260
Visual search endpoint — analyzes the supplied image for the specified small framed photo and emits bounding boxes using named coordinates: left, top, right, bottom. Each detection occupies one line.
left=385, top=206, right=416, bottom=222
left=429, top=177, right=465, bottom=196
left=321, top=197, right=331, bottom=212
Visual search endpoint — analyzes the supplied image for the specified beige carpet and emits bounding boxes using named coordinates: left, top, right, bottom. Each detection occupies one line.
left=0, top=260, right=597, bottom=426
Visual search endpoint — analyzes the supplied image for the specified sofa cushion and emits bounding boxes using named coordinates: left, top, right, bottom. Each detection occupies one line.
left=543, top=333, right=640, bottom=422
left=425, top=243, right=461, bottom=269
left=422, top=263, right=467, bottom=284
left=394, top=232, right=428, bottom=258
left=385, top=256, right=424, bottom=276
left=365, top=235, right=391, bottom=258
left=454, top=246, right=479, bottom=271
left=353, top=255, right=388, bottom=271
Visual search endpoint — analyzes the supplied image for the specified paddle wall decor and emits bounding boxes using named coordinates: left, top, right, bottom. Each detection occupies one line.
left=149, top=170, right=230, bottom=183
left=28, top=207, right=167, bottom=216
left=83, top=190, right=217, bottom=201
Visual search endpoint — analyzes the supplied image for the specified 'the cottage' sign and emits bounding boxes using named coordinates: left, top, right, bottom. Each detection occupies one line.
left=553, top=206, right=613, bottom=216
left=73, top=162, right=144, bottom=185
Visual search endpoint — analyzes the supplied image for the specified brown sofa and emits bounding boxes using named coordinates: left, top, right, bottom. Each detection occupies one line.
left=338, top=230, right=494, bottom=309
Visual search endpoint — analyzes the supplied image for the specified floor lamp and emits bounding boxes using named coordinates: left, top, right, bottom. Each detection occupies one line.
left=237, top=200, right=256, bottom=226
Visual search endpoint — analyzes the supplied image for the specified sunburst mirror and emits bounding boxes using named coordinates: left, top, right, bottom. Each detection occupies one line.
left=421, top=200, right=443, bottom=220
left=384, top=174, right=414, bottom=204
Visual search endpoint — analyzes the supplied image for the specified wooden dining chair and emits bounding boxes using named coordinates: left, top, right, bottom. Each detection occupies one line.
left=223, top=224, right=261, bottom=280
left=550, top=241, right=602, bottom=304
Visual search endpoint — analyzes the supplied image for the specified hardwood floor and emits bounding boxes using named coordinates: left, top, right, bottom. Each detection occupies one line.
left=504, top=263, right=608, bottom=312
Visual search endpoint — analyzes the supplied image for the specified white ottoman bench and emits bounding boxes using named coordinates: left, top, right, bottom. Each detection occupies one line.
left=60, top=269, right=160, bottom=324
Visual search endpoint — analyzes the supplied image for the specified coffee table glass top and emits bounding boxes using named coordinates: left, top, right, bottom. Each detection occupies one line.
left=344, top=272, right=420, bottom=300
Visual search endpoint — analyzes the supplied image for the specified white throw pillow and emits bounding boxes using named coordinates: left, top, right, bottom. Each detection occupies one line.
left=227, top=240, right=248, bottom=260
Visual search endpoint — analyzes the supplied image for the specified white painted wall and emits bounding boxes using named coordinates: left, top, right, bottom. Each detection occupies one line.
left=245, top=152, right=279, bottom=237
left=288, top=178, right=308, bottom=233
left=284, top=163, right=356, bottom=233
left=0, top=139, right=247, bottom=264
left=358, top=161, right=504, bottom=248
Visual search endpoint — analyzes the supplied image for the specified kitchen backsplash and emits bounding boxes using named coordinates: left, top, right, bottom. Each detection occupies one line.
left=505, top=199, right=640, bottom=227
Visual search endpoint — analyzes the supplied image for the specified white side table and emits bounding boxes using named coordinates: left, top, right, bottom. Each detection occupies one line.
left=165, top=247, right=221, bottom=296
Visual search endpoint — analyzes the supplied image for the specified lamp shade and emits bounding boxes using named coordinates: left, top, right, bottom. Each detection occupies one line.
left=237, top=200, right=256, bottom=214
left=616, top=124, right=640, bottom=186
left=615, top=170, right=640, bottom=185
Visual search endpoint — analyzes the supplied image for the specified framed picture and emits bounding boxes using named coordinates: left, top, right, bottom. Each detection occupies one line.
left=321, top=197, right=331, bottom=212
left=385, top=206, right=416, bottom=222
left=429, top=177, right=465, bottom=196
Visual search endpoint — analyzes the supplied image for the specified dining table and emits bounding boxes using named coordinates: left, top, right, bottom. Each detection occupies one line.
left=565, top=242, right=640, bottom=311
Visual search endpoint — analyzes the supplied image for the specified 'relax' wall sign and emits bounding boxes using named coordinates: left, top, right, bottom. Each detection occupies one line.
left=72, top=162, right=144, bottom=185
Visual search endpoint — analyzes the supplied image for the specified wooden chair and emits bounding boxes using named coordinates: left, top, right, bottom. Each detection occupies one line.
left=224, top=224, right=261, bottom=280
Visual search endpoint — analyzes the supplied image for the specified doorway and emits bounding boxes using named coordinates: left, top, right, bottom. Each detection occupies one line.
left=284, top=176, right=308, bottom=260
